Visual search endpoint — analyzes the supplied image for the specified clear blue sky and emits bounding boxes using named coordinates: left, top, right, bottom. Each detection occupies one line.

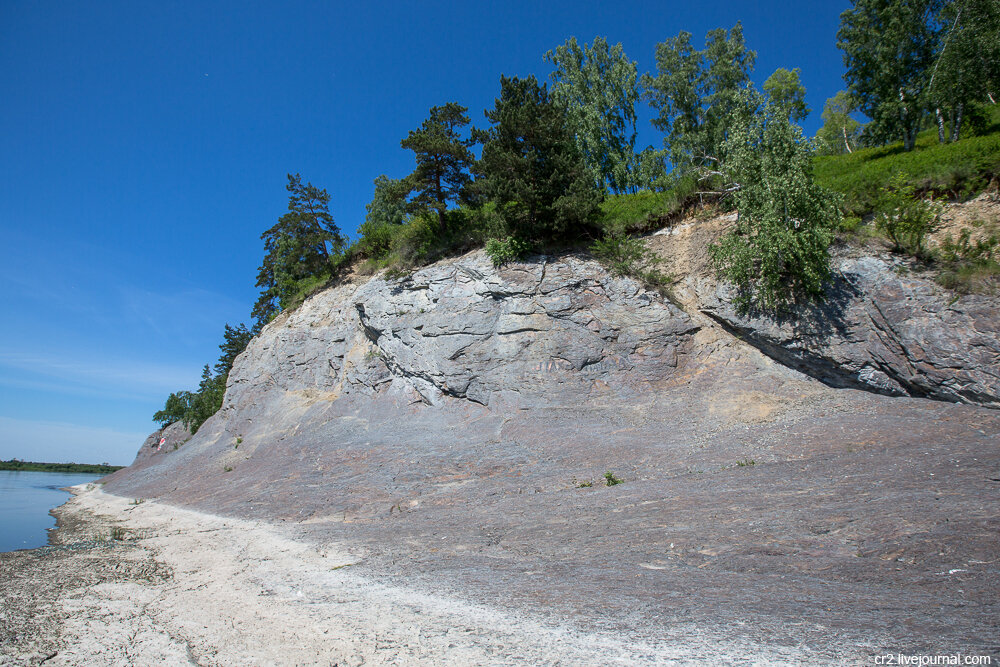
left=0, top=0, right=851, bottom=464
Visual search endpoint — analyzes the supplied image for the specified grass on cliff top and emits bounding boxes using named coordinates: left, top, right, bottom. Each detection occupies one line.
left=596, top=175, right=698, bottom=234
left=814, top=108, right=1000, bottom=217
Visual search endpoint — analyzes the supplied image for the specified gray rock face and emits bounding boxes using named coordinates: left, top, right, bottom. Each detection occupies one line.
left=698, top=253, right=1000, bottom=408
left=129, top=421, right=191, bottom=466
left=225, top=253, right=698, bottom=414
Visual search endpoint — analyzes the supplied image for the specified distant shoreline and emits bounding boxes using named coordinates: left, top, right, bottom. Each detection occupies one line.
left=0, top=460, right=123, bottom=474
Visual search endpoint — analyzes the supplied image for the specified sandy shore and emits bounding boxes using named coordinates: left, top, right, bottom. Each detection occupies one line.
left=0, top=486, right=844, bottom=666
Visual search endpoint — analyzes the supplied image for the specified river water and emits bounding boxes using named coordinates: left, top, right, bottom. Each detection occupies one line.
left=0, top=470, right=105, bottom=552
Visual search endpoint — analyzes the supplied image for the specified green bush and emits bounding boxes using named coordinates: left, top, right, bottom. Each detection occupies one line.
left=935, top=226, right=1000, bottom=294
left=357, top=220, right=399, bottom=259
left=874, top=174, right=944, bottom=256
left=938, top=226, right=999, bottom=263
left=485, top=236, right=532, bottom=266
left=590, top=233, right=648, bottom=277
left=392, top=214, right=439, bottom=264
left=838, top=215, right=862, bottom=233
left=282, top=272, right=331, bottom=312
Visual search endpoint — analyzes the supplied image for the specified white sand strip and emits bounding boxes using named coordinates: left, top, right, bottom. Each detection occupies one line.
left=47, top=485, right=816, bottom=666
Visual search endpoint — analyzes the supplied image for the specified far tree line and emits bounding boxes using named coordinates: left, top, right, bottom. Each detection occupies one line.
left=152, top=0, right=999, bottom=433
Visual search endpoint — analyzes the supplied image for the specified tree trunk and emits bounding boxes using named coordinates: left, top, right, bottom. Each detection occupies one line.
left=842, top=126, right=853, bottom=153
left=951, top=103, right=963, bottom=143
left=936, top=107, right=946, bottom=144
left=899, top=89, right=916, bottom=151
left=435, top=172, right=446, bottom=232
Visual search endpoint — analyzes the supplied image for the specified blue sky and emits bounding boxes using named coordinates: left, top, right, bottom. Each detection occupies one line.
left=0, top=0, right=851, bottom=464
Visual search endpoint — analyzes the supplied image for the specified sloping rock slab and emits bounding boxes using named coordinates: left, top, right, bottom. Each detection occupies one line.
left=700, top=254, right=1000, bottom=408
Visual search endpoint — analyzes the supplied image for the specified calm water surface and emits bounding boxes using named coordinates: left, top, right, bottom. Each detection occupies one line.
left=0, top=470, right=104, bottom=552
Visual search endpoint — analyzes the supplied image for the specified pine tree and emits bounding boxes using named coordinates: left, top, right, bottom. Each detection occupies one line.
left=252, top=174, right=344, bottom=329
left=475, top=75, right=600, bottom=241
left=215, top=323, right=252, bottom=377
left=400, top=103, right=475, bottom=231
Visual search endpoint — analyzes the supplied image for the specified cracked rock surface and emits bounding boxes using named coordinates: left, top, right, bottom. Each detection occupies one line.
left=698, top=253, right=1000, bottom=407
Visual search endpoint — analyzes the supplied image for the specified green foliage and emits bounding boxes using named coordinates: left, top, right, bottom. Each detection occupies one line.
left=184, top=365, right=226, bottom=434
left=835, top=0, right=994, bottom=150
left=938, top=225, right=999, bottom=264
left=485, top=236, right=532, bottom=267
left=253, top=174, right=344, bottom=329
left=475, top=75, right=601, bottom=241
left=935, top=224, right=1000, bottom=294
left=590, top=232, right=648, bottom=277
left=763, top=67, right=809, bottom=122
left=400, top=103, right=476, bottom=229
left=590, top=229, right=676, bottom=302
left=839, top=215, right=863, bottom=233
left=709, top=90, right=840, bottom=313
left=928, top=0, right=1000, bottom=143
left=736, top=458, right=756, bottom=467
left=814, top=118, right=1000, bottom=216
left=153, top=322, right=253, bottom=434
left=603, top=471, right=623, bottom=486
left=358, top=206, right=491, bottom=275
left=153, top=390, right=193, bottom=428
left=358, top=175, right=408, bottom=258
left=874, top=173, right=945, bottom=255
left=279, top=272, right=331, bottom=314
left=545, top=36, right=648, bottom=193
left=215, top=323, right=252, bottom=377
left=0, top=459, right=123, bottom=474
left=815, top=91, right=863, bottom=155
left=642, top=23, right=756, bottom=172
left=597, top=174, right=698, bottom=233
left=392, top=213, right=440, bottom=264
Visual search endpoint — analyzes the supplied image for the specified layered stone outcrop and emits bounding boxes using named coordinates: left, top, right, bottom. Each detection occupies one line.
left=697, top=253, right=1000, bottom=408
left=224, top=253, right=699, bottom=415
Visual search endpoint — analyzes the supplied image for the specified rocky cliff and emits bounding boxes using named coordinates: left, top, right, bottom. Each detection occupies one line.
left=103, top=218, right=1000, bottom=659
left=654, top=212, right=1000, bottom=409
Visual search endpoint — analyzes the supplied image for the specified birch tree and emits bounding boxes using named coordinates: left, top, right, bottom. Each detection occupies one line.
left=837, top=0, right=943, bottom=151
left=545, top=36, right=645, bottom=194
left=709, top=89, right=841, bottom=313
left=642, top=23, right=756, bottom=173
